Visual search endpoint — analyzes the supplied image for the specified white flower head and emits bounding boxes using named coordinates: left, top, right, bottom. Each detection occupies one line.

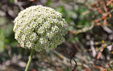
left=15, top=32, right=20, bottom=39
left=30, top=33, right=37, bottom=41
left=21, top=34, right=26, bottom=41
left=24, top=27, right=32, bottom=34
left=20, top=41, right=25, bottom=47
left=47, top=31, right=54, bottom=39
left=43, top=22, right=51, bottom=29
left=52, top=25, right=59, bottom=33
left=30, top=22, right=37, bottom=28
left=47, top=42, right=57, bottom=50
left=37, top=27, right=45, bottom=34
left=39, top=37, right=47, bottom=44
left=38, top=18, right=43, bottom=23
left=26, top=41, right=32, bottom=48
left=13, top=5, right=67, bottom=51
left=35, top=43, right=42, bottom=51
left=15, top=29, right=21, bottom=39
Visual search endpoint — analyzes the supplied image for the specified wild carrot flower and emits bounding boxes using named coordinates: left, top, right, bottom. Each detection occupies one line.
left=13, top=5, right=67, bottom=51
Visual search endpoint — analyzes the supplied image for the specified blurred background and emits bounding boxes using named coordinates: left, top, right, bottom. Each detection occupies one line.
left=0, top=0, right=113, bottom=71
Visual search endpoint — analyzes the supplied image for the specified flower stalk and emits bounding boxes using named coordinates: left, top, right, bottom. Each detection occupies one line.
left=25, top=48, right=35, bottom=71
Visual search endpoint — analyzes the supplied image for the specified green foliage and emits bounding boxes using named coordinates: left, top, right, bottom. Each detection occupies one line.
left=66, top=67, right=70, bottom=71
left=9, top=0, right=14, bottom=3
left=0, top=29, right=5, bottom=52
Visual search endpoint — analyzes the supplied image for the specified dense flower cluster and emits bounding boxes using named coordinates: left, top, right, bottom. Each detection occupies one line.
left=13, top=5, right=67, bottom=51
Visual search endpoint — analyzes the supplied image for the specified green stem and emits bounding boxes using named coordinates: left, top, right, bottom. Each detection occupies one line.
left=25, top=48, right=35, bottom=71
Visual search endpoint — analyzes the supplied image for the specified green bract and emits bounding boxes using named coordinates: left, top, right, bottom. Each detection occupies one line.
left=13, top=5, right=67, bottom=51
